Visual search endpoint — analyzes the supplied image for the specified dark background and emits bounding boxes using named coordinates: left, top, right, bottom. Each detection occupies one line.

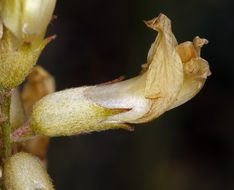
left=38, top=0, right=234, bottom=189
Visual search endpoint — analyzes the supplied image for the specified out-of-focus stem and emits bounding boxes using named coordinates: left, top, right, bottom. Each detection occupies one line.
left=1, top=91, right=11, bottom=161
left=0, top=183, right=7, bottom=190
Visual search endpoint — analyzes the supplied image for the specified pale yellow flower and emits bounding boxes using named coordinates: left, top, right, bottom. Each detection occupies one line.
left=30, top=13, right=211, bottom=137
left=0, top=0, right=56, bottom=47
left=0, top=0, right=56, bottom=89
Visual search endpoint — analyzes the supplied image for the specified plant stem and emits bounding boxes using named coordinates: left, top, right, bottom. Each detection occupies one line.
left=1, top=92, right=11, bottom=161
left=0, top=184, right=7, bottom=190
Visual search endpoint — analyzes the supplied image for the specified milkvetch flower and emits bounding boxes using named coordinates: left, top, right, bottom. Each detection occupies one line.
left=0, top=0, right=56, bottom=89
left=4, top=152, right=54, bottom=190
left=29, top=13, right=211, bottom=137
left=0, top=0, right=56, bottom=47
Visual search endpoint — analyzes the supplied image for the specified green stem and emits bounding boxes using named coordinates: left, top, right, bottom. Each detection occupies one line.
left=1, top=92, right=11, bottom=161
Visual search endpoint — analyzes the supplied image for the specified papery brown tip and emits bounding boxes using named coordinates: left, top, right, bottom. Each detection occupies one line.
left=193, top=36, right=208, bottom=48
left=193, top=36, right=208, bottom=56
left=144, top=13, right=171, bottom=32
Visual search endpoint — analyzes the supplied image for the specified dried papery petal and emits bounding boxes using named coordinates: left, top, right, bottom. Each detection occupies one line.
left=86, top=14, right=184, bottom=124
left=132, top=14, right=183, bottom=122
left=143, top=14, right=183, bottom=99
left=4, top=152, right=54, bottom=190
left=169, top=37, right=211, bottom=109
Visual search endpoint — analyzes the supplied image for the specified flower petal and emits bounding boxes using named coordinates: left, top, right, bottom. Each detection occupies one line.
left=169, top=36, right=211, bottom=109
left=133, top=14, right=184, bottom=123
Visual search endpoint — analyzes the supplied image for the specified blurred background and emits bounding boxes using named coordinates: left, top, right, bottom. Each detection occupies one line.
left=38, top=0, right=234, bottom=189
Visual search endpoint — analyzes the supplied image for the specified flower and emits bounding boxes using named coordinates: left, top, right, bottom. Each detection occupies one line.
left=4, top=152, right=54, bottom=190
left=29, top=13, right=211, bottom=137
left=0, top=0, right=56, bottom=89
left=0, top=0, right=56, bottom=47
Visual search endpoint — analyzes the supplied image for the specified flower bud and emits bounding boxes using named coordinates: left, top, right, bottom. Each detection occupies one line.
left=30, top=87, right=132, bottom=136
left=4, top=152, right=54, bottom=190
left=29, top=13, right=210, bottom=137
